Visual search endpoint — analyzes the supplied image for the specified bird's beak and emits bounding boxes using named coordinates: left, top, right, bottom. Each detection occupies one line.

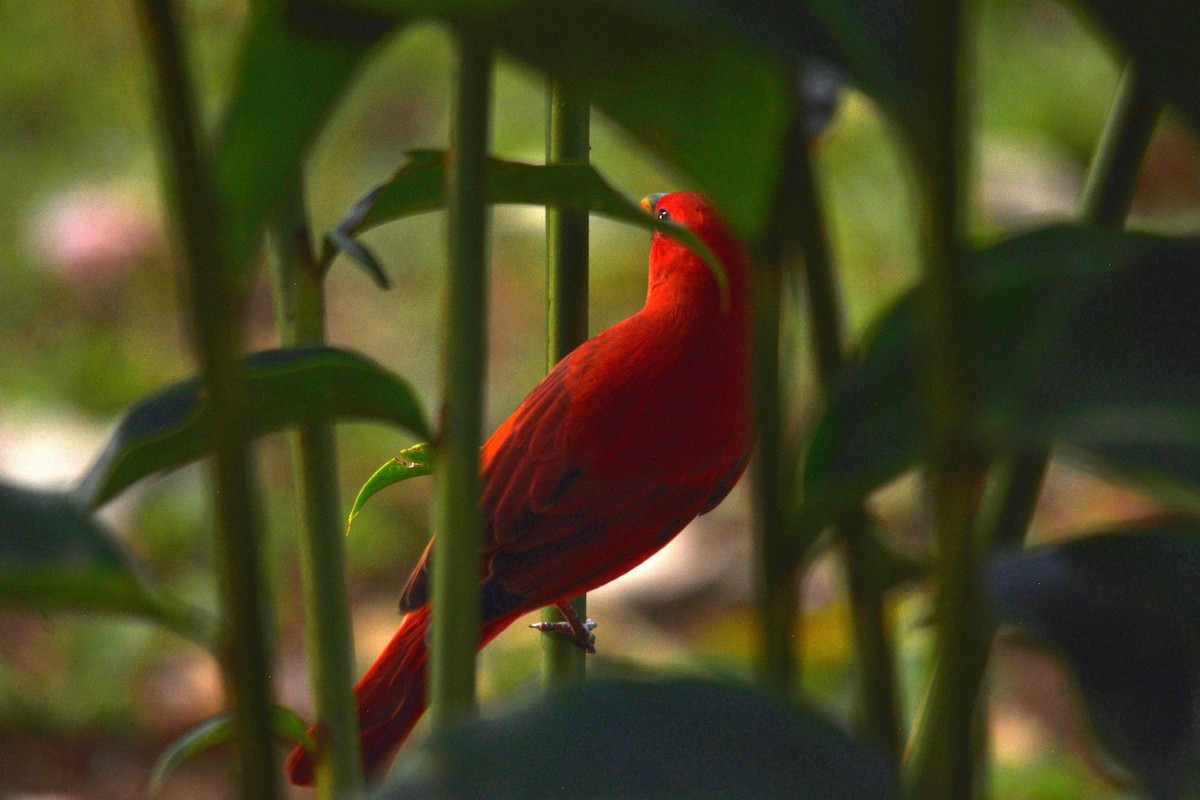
left=640, top=192, right=668, bottom=214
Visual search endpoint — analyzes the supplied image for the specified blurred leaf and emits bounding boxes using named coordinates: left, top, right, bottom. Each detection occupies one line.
left=77, top=347, right=431, bottom=509
left=323, top=151, right=723, bottom=290
left=216, top=1, right=401, bottom=271
left=347, top=442, right=434, bottom=533
left=0, top=482, right=213, bottom=644
left=1071, top=0, right=1200, bottom=134
left=803, top=226, right=1200, bottom=520
left=380, top=678, right=900, bottom=800
left=150, top=705, right=313, bottom=795
left=988, top=520, right=1200, bottom=799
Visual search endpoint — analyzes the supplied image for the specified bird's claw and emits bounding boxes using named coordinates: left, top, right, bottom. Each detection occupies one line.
left=529, top=612, right=598, bottom=654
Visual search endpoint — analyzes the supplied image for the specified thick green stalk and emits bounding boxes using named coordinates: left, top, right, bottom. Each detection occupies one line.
left=793, top=130, right=900, bottom=762
left=752, top=243, right=793, bottom=694
left=135, top=3, right=278, bottom=799
left=540, top=79, right=590, bottom=688
left=268, top=185, right=363, bottom=798
left=429, top=34, right=492, bottom=731
left=903, top=2, right=990, bottom=798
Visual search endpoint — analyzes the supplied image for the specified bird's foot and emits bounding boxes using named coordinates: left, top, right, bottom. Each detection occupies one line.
left=529, top=602, right=597, bottom=653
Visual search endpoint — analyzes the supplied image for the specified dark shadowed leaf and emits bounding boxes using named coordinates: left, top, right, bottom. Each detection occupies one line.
left=216, top=1, right=400, bottom=271
left=378, top=678, right=900, bottom=800
left=150, top=705, right=313, bottom=795
left=322, top=151, right=721, bottom=289
left=803, top=226, right=1200, bottom=520
left=988, top=521, right=1200, bottom=799
left=347, top=443, right=434, bottom=533
left=76, top=347, right=430, bottom=509
left=0, top=482, right=212, bottom=644
left=1070, top=0, right=1200, bottom=135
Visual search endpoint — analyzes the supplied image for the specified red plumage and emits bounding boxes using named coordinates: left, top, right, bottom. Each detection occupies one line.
left=286, top=192, right=753, bottom=786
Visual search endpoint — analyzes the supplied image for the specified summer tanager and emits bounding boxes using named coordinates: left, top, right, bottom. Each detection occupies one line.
left=285, top=191, right=753, bottom=785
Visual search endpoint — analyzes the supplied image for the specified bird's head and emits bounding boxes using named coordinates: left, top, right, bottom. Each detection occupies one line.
left=640, top=192, right=750, bottom=319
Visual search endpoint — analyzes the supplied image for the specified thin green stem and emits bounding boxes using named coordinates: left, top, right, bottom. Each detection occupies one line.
left=136, top=3, right=278, bottom=799
left=793, top=129, right=900, bottom=762
left=1079, top=65, right=1162, bottom=229
left=540, top=79, right=590, bottom=688
left=268, top=185, right=363, bottom=798
left=429, top=33, right=492, bottom=731
left=903, top=2, right=990, bottom=798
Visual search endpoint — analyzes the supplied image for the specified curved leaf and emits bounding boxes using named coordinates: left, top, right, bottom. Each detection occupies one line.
left=988, top=521, right=1200, bottom=798
left=0, top=482, right=213, bottom=645
left=76, top=347, right=431, bottom=509
left=216, top=1, right=402, bottom=272
left=347, top=443, right=434, bottom=533
left=803, top=226, right=1200, bottom=520
left=380, top=678, right=900, bottom=800
left=322, top=151, right=724, bottom=296
left=150, top=705, right=313, bottom=795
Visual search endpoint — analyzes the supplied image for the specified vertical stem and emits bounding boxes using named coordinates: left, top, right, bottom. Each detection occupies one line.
left=793, top=128, right=900, bottom=762
left=540, top=79, right=590, bottom=688
left=752, top=241, right=793, bottom=694
left=903, top=1, right=990, bottom=798
left=268, top=185, right=363, bottom=797
left=430, top=32, right=492, bottom=731
left=136, top=3, right=278, bottom=799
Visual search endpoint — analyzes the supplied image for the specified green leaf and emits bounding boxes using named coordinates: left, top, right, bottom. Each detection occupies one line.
left=149, top=705, right=313, bottom=795
left=347, top=1, right=791, bottom=241
left=76, top=347, right=431, bottom=509
left=1072, top=0, right=1200, bottom=135
left=323, top=151, right=725, bottom=296
left=347, top=443, right=434, bottom=533
left=216, top=1, right=401, bottom=272
left=988, top=520, right=1200, bottom=798
left=380, top=678, right=900, bottom=799
left=0, top=482, right=213, bottom=644
left=803, top=226, right=1200, bottom=520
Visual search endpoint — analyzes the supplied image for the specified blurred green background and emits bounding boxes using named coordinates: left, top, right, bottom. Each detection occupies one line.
left=0, top=1, right=1196, bottom=797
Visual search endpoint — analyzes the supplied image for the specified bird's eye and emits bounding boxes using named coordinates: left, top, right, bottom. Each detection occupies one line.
left=657, top=207, right=670, bottom=221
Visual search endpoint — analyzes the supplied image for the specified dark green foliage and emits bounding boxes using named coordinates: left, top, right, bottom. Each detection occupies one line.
left=379, top=678, right=901, bottom=800
left=989, top=521, right=1200, bottom=799
left=76, top=347, right=431, bottom=509
left=805, top=226, right=1200, bottom=516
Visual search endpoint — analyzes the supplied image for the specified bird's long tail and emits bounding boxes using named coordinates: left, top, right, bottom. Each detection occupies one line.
left=285, top=605, right=513, bottom=786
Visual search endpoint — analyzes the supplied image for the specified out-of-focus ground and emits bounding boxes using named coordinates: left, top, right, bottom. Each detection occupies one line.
left=1, top=1, right=1197, bottom=798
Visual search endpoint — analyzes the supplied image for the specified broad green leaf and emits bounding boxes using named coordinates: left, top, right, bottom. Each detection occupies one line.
left=347, top=443, right=434, bottom=533
left=150, top=705, right=313, bottom=795
left=0, top=482, right=213, bottom=645
left=1071, top=0, right=1200, bottom=135
left=379, top=678, right=900, bottom=799
left=322, top=151, right=724, bottom=295
left=803, top=226, right=1200, bottom=521
left=988, top=521, right=1200, bottom=798
left=76, top=347, right=430, bottom=509
left=216, top=1, right=402, bottom=272
left=349, top=1, right=792, bottom=240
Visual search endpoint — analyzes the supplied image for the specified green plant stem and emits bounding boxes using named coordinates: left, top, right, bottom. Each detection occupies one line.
left=792, top=127, right=900, bottom=762
left=430, top=33, right=492, bottom=731
left=1080, top=65, right=1162, bottom=229
left=268, top=184, right=363, bottom=798
left=136, top=3, right=278, bottom=799
left=540, top=79, right=590, bottom=688
left=903, top=2, right=990, bottom=798
left=753, top=116, right=810, bottom=694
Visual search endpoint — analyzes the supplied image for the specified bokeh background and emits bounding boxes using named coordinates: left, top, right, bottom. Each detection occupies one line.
left=1, top=1, right=1197, bottom=798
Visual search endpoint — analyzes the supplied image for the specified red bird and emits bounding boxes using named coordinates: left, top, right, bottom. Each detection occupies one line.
left=286, top=191, right=753, bottom=785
